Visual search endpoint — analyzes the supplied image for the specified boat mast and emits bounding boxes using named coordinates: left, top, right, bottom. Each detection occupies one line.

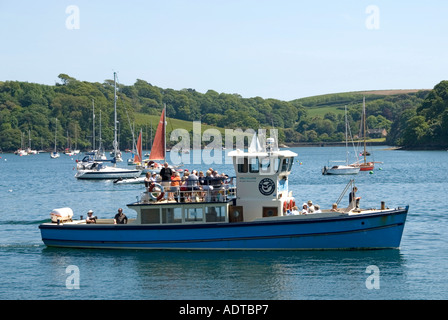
left=363, top=97, right=367, bottom=164
left=163, top=103, right=166, bottom=161
left=113, top=72, right=118, bottom=158
left=92, top=99, right=95, bottom=151
left=345, top=105, right=348, bottom=164
left=54, top=118, right=58, bottom=153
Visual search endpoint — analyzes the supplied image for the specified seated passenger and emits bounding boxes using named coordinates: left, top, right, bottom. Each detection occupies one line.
left=290, top=206, right=300, bottom=215
left=301, top=203, right=309, bottom=215
left=307, top=200, right=315, bottom=213
left=330, top=203, right=341, bottom=212
left=86, top=210, right=97, bottom=224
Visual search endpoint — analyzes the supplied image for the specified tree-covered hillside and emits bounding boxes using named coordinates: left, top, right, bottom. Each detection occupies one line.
left=0, top=74, right=444, bottom=152
left=387, top=80, right=448, bottom=149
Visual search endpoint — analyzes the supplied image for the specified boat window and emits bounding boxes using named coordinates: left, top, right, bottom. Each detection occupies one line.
left=249, top=157, right=259, bottom=173
left=260, top=157, right=279, bottom=174
left=274, top=157, right=280, bottom=172
left=205, top=206, right=226, bottom=222
left=237, top=157, right=248, bottom=173
left=162, top=207, right=182, bottom=224
left=288, top=157, right=294, bottom=171
left=185, top=207, right=204, bottom=223
left=141, top=208, right=160, bottom=224
left=280, top=157, right=294, bottom=172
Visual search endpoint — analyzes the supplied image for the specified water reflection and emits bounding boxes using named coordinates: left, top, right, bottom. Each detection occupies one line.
left=39, top=248, right=408, bottom=300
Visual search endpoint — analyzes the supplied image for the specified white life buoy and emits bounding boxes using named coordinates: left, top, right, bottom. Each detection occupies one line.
left=148, top=183, right=165, bottom=201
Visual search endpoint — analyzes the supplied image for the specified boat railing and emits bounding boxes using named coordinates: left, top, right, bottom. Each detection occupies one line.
left=139, top=178, right=237, bottom=204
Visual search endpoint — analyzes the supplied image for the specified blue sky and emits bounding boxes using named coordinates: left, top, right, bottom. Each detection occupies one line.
left=1, top=0, right=447, bottom=100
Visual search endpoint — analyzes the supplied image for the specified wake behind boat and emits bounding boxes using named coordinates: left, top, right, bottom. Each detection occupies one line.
left=40, top=134, right=408, bottom=250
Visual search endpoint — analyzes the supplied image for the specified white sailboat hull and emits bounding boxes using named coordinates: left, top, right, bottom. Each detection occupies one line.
left=75, top=166, right=142, bottom=179
left=322, top=165, right=360, bottom=175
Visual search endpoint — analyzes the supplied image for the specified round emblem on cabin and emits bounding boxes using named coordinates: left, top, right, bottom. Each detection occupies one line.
left=258, top=178, right=275, bottom=196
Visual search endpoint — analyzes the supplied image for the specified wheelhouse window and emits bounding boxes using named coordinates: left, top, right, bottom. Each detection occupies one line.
left=249, top=157, right=259, bottom=173
left=237, top=157, right=248, bottom=173
left=280, top=157, right=294, bottom=173
left=260, top=157, right=280, bottom=174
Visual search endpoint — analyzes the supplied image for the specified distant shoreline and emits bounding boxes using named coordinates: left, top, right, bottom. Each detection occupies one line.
left=282, top=141, right=389, bottom=148
left=282, top=142, right=447, bottom=150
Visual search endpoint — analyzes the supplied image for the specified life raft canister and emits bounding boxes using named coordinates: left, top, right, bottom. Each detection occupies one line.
left=148, top=183, right=165, bottom=201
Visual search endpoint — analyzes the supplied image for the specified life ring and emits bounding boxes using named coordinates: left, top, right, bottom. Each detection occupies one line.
left=148, top=183, right=165, bottom=201
left=283, top=201, right=288, bottom=213
left=290, top=199, right=295, bottom=209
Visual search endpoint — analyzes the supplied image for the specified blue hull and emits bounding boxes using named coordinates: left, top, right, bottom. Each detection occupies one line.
left=39, top=208, right=407, bottom=250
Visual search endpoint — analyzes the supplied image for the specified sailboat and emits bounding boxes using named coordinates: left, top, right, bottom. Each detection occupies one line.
left=50, top=119, right=60, bottom=159
left=75, top=128, right=142, bottom=179
left=128, top=129, right=143, bottom=166
left=322, top=106, right=360, bottom=175
left=350, top=97, right=375, bottom=171
left=142, top=105, right=166, bottom=171
left=149, top=106, right=166, bottom=162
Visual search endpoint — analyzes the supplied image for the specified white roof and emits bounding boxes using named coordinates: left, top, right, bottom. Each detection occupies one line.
left=227, top=149, right=298, bottom=158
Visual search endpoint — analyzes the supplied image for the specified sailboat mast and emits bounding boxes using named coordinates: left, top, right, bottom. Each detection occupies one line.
left=363, top=97, right=367, bottom=164
left=92, top=99, right=95, bottom=151
left=163, top=103, right=166, bottom=161
left=113, top=72, right=118, bottom=156
left=54, top=118, right=58, bottom=152
left=345, top=105, right=348, bottom=164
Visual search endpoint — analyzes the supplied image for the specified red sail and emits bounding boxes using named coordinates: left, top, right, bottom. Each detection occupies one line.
left=148, top=108, right=165, bottom=161
left=134, top=130, right=142, bottom=164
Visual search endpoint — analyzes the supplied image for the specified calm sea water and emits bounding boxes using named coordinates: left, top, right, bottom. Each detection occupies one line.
left=0, top=146, right=447, bottom=300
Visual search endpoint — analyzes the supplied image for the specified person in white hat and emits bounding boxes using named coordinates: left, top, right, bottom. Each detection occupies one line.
left=86, top=209, right=97, bottom=224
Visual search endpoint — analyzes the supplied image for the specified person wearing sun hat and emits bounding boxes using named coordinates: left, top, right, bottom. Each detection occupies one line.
left=86, top=210, right=97, bottom=224
left=307, top=200, right=315, bottom=213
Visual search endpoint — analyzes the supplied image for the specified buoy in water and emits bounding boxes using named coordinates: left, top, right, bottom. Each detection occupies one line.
left=369, top=171, right=374, bottom=174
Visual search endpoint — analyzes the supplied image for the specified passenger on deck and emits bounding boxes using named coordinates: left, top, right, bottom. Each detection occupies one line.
left=187, top=170, right=201, bottom=201
left=313, top=204, right=322, bottom=213
left=86, top=210, right=97, bottom=224
left=290, top=206, right=300, bottom=215
left=114, top=208, right=128, bottom=224
left=202, top=170, right=214, bottom=202
left=150, top=172, right=158, bottom=183
left=331, top=203, right=341, bottom=212
left=169, top=172, right=181, bottom=201
left=301, top=203, right=309, bottom=215
left=349, top=187, right=360, bottom=209
left=144, top=172, right=152, bottom=191
left=160, top=162, right=173, bottom=188
left=307, top=200, right=315, bottom=213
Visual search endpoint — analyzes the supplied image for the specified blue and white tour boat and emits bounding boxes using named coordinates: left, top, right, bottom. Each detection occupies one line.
left=40, top=137, right=408, bottom=250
